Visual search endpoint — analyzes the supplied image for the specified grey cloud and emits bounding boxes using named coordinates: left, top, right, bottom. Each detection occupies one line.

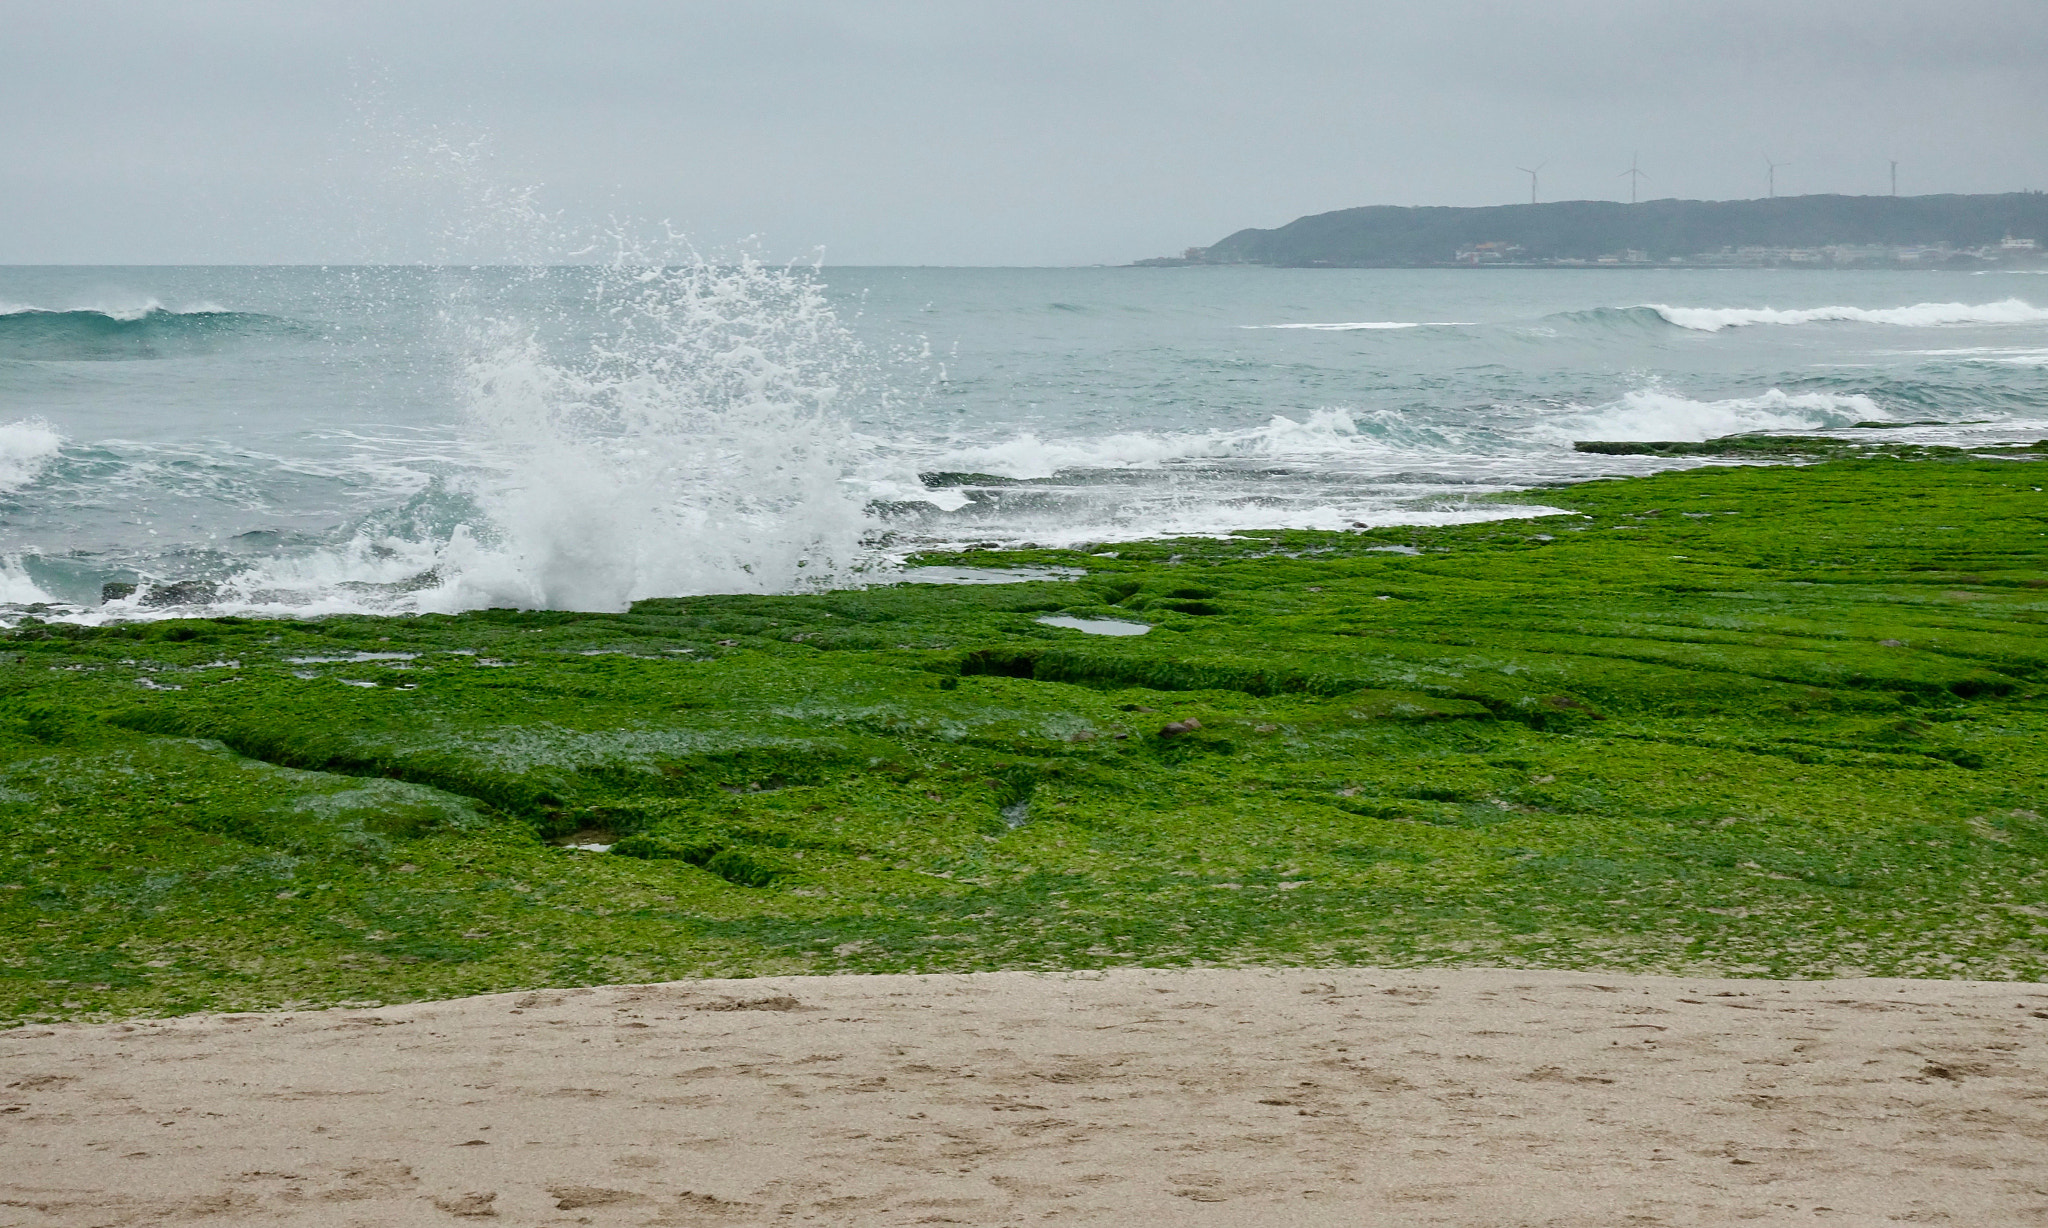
left=1, top=0, right=2042, bottom=264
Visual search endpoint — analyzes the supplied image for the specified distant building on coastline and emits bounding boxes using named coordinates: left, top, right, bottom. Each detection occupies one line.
left=1453, top=241, right=1524, bottom=264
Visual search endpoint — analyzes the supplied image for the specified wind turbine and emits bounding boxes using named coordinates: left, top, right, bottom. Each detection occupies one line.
left=1618, top=153, right=1648, bottom=205
left=1766, top=156, right=1790, bottom=199
left=1890, top=159, right=1899, bottom=197
left=1515, top=162, right=1545, bottom=205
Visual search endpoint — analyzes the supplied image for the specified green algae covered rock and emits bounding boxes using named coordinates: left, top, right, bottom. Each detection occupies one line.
left=3, top=454, right=2047, bottom=1022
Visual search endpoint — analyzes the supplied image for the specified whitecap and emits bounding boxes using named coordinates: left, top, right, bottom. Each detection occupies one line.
left=1900, top=346, right=2048, bottom=366
left=1241, top=321, right=1475, bottom=330
left=1645, top=298, right=2048, bottom=332
left=0, top=298, right=235, bottom=321
left=1549, top=388, right=1887, bottom=443
left=917, top=408, right=1420, bottom=479
left=0, top=420, right=63, bottom=493
left=0, top=556, right=54, bottom=605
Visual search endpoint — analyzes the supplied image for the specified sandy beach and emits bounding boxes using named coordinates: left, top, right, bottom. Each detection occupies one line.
left=3, top=968, right=2046, bottom=1226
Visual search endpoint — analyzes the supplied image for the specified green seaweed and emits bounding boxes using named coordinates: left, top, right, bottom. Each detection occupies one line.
left=4, top=454, right=2048, bottom=1023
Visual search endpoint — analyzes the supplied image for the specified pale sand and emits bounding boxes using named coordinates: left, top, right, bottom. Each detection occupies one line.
left=4, top=969, right=2047, bottom=1227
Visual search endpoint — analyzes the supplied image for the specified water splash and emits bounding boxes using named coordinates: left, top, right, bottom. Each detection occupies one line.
left=0, top=420, right=62, bottom=493
left=0, top=556, right=53, bottom=605
left=423, top=251, right=880, bottom=611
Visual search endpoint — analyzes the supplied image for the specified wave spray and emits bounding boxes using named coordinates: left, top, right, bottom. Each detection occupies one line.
left=424, top=253, right=877, bottom=612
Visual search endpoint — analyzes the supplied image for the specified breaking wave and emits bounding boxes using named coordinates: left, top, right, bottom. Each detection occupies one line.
left=0, top=299, right=229, bottom=321
left=910, top=385, right=1901, bottom=482
left=1645, top=298, right=2048, bottom=332
left=0, top=419, right=63, bottom=493
left=1901, top=346, right=2048, bottom=368
left=911, top=408, right=1453, bottom=480
left=1545, top=305, right=1681, bottom=332
left=1550, top=388, right=1887, bottom=442
left=0, top=556, right=53, bottom=605
left=0, top=303, right=299, bottom=360
left=1241, top=321, right=1475, bottom=331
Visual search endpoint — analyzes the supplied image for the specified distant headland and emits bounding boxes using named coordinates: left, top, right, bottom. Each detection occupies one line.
left=1137, top=192, right=2048, bottom=268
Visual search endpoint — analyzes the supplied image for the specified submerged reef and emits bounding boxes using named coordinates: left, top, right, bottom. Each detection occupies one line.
left=3, top=455, right=2047, bottom=1022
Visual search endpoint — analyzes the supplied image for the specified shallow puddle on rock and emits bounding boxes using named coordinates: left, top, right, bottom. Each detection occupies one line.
left=1035, top=615, right=1151, bottom=636
left=892, top=566, right=1087, bottom=585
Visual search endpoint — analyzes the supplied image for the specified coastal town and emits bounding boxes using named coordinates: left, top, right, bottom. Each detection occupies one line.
left=1447, top=233, right=2043, bottom=267
left=1141, top=231, right=2044, bottom=269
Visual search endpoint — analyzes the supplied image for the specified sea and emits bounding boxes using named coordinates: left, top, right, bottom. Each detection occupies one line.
left=2, top=261, right=2045, bottom=621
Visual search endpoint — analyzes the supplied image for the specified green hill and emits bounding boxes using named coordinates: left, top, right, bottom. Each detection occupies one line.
left=1153, top=193, right=2048, bottom=267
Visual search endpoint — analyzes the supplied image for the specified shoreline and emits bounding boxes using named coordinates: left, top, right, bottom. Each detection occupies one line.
left=6, top=965, right=2045, bottom=1225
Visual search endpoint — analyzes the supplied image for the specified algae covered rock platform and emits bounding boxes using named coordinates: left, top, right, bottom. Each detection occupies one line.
left=3, top=457, right=2046, bottom=1022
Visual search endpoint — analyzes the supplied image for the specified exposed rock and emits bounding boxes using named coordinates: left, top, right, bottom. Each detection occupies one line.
left=140, top=579, right=218, bottom=607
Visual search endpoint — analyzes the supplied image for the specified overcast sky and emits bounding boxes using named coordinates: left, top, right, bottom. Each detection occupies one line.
left=5, top=1, right=2045, bottom=265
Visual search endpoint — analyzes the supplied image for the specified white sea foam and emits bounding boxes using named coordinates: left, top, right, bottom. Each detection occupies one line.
left=1647, top=298, right=2048, bottom=332
left=921, top=408, right=1417, bottom=479
left=918, top=393, right=1803, bottom=488
left=927, top=430, right=1208, bottom=477
left=1551, top=388, right=1886, bottom=442
left=0, top=299, right=230, bottom=320
left=1242, top=321, right=1475, bottom=330
left=0, top=420, right=63, bottom=492
left=88, top=300, right=175, bottom=322
left=0, top=557, right=53, bottom=605
left=949, top=500, right=1570, bottom=551
left=1902, top=346, right=2048, bottom=367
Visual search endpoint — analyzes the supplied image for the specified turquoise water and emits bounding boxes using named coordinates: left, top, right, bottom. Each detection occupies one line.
left=2, top=263, right=2044, bottom=616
